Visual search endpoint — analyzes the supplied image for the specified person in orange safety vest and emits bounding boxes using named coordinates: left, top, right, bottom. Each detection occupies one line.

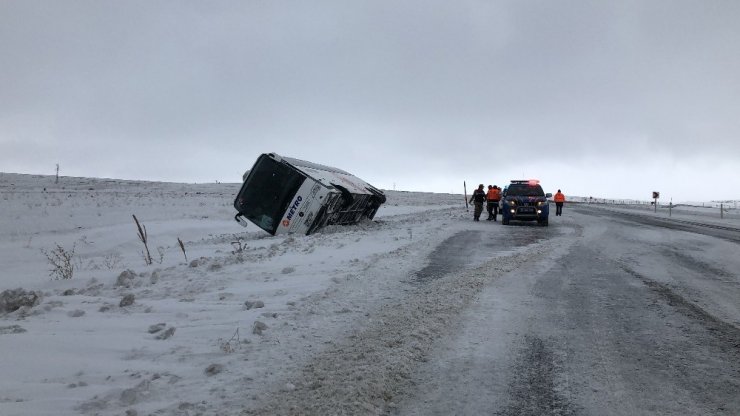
left=554, top=189, right=565, bottom=216
left=486, top=185, right=502, bottom=221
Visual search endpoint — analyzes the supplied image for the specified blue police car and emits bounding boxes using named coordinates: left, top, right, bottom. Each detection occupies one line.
left=501, top=180, right=552, bottom=226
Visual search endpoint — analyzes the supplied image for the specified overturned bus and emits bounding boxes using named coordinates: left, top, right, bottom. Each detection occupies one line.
left=233, top=153, right=386, bottom=235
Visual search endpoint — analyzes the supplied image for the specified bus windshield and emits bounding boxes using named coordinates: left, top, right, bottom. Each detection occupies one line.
left=234, top=155, right=306, bottom=234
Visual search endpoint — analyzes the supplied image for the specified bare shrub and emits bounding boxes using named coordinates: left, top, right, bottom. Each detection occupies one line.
left=133, top=215, right=152, bottom=265
left=41, top=243, right=76, bottom=279
left=156, top=246, right=165, bottom=264
left=219, top=328, right=241, bottom=353
left=177, top=237, right=188, bottom=262
left=102, top=252, right=123, bottom=270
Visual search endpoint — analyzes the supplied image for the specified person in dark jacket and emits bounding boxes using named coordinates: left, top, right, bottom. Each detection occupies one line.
left=469, top=184, right=486, bottom=221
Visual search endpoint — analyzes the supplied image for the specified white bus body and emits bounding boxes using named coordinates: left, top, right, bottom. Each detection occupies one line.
left=233, top=153, right=386, bottom=235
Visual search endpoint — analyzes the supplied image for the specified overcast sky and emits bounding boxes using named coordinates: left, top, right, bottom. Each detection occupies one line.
left=1, top=0, right=738, bottom=202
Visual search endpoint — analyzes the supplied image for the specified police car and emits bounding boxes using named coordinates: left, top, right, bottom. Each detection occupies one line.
left=501, top=180, right=552, bottom=226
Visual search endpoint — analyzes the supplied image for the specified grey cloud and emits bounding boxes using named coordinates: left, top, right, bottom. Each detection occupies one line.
left=1, top=1, right=738, bottom=199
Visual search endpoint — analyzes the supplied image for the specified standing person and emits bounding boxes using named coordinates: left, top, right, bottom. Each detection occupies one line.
left=554, top=189, right=565, bottom=216
left=469, top=184, right=486, bottom=221
left=486, top=185, right=502, bottom=221
left=485, top=185, right=495, bottom=220
left=491, top=185, right=502, bottom=221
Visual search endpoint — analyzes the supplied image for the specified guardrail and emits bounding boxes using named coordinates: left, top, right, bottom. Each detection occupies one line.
left=568, top=198, right=739, bottom=221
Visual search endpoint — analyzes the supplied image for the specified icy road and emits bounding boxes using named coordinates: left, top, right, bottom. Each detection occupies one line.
left=245, top=204, right=740, bottom=416
left=389, top=205, right=740, bottom=416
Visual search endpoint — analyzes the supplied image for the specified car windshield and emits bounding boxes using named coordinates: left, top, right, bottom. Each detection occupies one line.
left=506, top=184, right=545, bottom=197
left=234, top=155, right=306, bottom=234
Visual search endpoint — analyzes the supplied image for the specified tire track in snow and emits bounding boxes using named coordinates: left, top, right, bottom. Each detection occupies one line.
left=620, top=265, right=740, bottom=344
left=240, top=242, right=555, bottom=415
left=494, top=335, right=579, bottom=416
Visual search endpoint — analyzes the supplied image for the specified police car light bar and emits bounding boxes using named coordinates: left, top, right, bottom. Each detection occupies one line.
left=510, top=179, right=540, bottom=185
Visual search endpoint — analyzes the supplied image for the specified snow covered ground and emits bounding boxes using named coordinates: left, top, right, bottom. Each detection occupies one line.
left=1, top=173, right=738, bottom=416
left=1, top=173, right=466, bottom=415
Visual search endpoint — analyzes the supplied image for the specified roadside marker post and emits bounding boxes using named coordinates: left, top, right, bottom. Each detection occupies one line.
left=652, top=191, right=660, bottom=213
left=464, top=181, right=469, bottom=212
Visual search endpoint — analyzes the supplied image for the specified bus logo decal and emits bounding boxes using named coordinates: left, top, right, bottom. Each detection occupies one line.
left=283, top=195, right=303, bottom=227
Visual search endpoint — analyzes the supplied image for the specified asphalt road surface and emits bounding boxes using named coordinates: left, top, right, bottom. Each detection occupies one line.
left=391, top=204, right=740, bottom=416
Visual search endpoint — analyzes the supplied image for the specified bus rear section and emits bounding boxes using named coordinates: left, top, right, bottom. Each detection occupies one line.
left=234, top=153, right=386, bottom=235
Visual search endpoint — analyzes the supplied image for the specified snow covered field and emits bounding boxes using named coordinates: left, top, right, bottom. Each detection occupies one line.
left=1, top=173, right=466, bottom=415
left=1, top=173, right=738, bottom=416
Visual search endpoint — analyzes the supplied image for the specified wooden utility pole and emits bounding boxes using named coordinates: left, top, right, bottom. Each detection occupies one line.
left=464, top=181, right=469, bottom=211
